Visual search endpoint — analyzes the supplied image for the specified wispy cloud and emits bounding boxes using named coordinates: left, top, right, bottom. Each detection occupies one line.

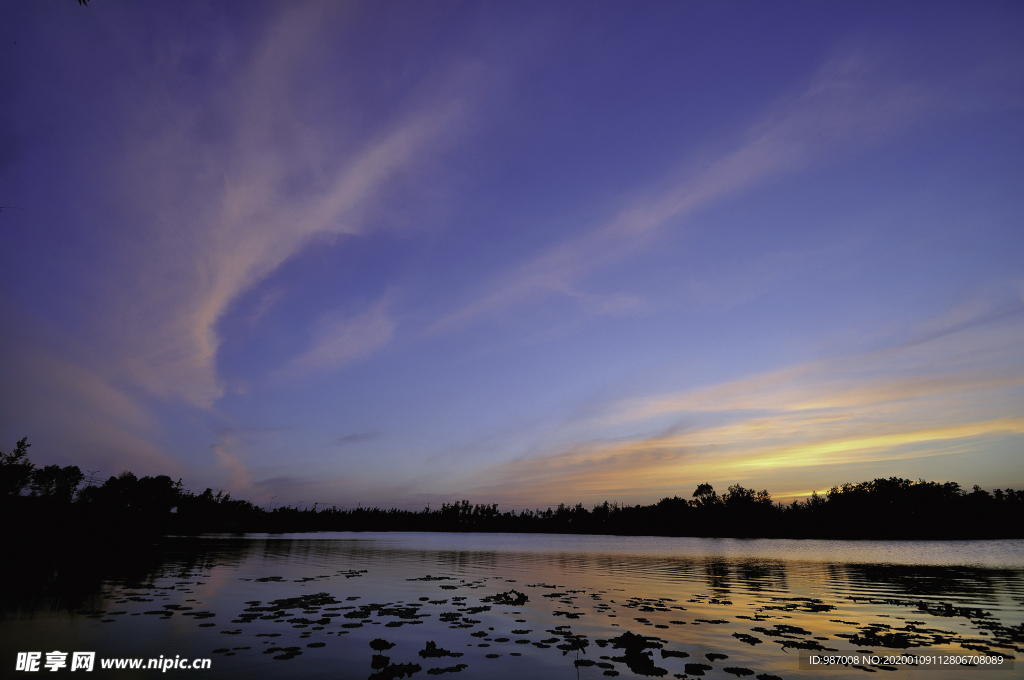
left=429, top=49, right=943, bottom=334
left=334, top=432, right=381, bottom=447
left=212, top=436, right=254, bottom=495
left=461, top=302, right=1024, bottom=505
left=0, top=321, right=181, bottom=477
left=280, top=300, right=397, bottom=376
left=91, top=3, right=468, bottom=408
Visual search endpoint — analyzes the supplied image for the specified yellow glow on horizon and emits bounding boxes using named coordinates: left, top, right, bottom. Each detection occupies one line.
left=470, top=416, right=1024, bottom=505
left=461, top=318, right=1024, bottom=506
left=721, top=417, right=1024, bottom=473
left=773, top=489, right=824, bottom=501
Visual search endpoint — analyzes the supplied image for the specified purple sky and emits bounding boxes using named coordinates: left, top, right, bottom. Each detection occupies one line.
left=1, top=1, right=1022, bottom=509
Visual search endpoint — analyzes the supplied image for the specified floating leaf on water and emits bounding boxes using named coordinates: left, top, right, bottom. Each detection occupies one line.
left=661, top=650, right=689, bottom=658
left=370, top=638, right=397, bottom=652
left=372, top=662, right=422, bottom=679
left=426, top=663, right=468, bottom=675
left=684, top=663, right=713, bottom=676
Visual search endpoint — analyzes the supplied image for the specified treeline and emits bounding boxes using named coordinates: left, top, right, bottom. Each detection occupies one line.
left=1, top=437, right=266, bottom=538
left=2, top=437, right=1022, bottom=540
left=262, top=480, right=1023, bottom=539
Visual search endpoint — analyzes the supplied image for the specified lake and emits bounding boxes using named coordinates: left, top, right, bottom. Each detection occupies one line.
left=2, top=533, right=1021, bottom=678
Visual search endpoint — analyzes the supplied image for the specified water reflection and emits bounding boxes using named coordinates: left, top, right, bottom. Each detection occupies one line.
left=1, top=534, right=1021, bottom=679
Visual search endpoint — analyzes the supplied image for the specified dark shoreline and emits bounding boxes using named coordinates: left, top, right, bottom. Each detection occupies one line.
left=5, top=437, right=1021, bottom=541
left=3, top=475, right=1022, bottom=544
left=4, top=436, right=1022, bottom=542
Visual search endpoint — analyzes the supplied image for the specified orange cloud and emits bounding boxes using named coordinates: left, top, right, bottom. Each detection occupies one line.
left=461, top=313, right=1024, bottom=505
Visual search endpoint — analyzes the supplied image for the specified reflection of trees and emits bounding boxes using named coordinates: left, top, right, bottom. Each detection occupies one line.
left=0, top=536, right=256, bottom=616
left=704, top=560, right=731, bottom=592
left=735, top=560, right=788, bottom=592
left=843, top=564, right=1008, bottom=601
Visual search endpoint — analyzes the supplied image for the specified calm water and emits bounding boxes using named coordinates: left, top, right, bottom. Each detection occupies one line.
left=2, top=533, right=1022, bottom=679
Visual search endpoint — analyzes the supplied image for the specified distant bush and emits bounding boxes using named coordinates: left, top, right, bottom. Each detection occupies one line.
left=1, top=437, right=1021, bottom=540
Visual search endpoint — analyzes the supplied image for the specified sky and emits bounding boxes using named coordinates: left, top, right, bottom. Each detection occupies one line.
left=1, top=1, right=1022, bottom=510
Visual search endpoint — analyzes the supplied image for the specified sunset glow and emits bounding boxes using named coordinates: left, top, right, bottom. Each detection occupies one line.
left=1, top=2, right=1021, bottom=509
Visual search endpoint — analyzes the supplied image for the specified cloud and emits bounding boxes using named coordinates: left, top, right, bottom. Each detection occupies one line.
left=246, top=288, right=286, bottom=326
left=86, top=3, right=467, bottom=408
left=469, top=412, right=1023, bottom=507
left=427, top=49, right=948, bottom=334
left=0, top=319, right=181, bottom=477
left=334, top=432, right=381, bottom=446
left=459, top=303, right=1024, bottom=505
left=212, top=440, right=254, bottom=495
left=279, top=300, right=396, bottom=376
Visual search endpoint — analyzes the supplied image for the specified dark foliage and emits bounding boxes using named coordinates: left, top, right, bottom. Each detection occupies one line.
left=0, top=437, right=35, bottom=496
left=1, top=437, right=1022, bottom=540
left=29, top=464, right=84, bottom=502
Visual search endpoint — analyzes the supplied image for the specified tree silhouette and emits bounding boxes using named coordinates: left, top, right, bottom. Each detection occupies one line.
left=0, top=437, right=35, bottom=496
left=30, top=464, right=84, bottom=502
left=692, top=482, right=718, bottom=506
